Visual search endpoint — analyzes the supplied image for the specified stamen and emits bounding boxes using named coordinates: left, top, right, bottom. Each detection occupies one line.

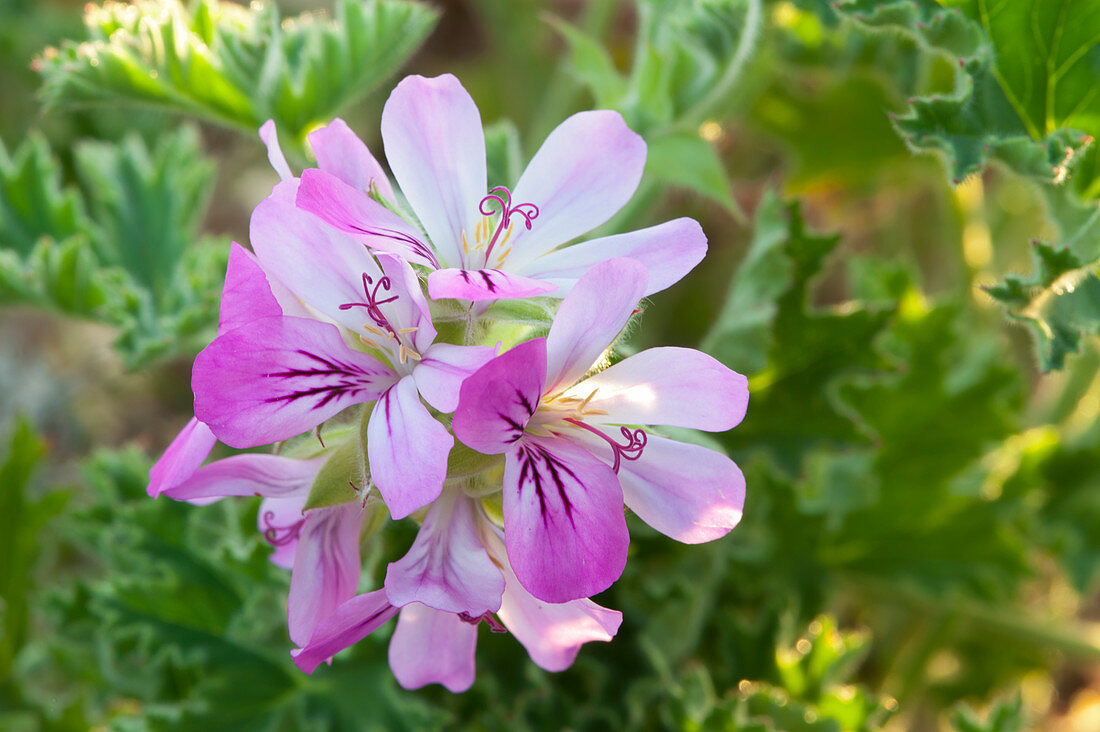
left=478, top=186, right=539, bottom=265
left=339, top=273, right=400, bottom=339
left=262, top=511, right=305, bottom=547
left=462, top=230, right=470, bottom=256
left=563, top=418, right=647, bottom=472
left=458, top=612, right=508, bottom=633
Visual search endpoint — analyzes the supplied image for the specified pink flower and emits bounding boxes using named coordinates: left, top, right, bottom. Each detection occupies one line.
left=292, top=74, right=707, bottom=302
left=291, top=494, right=622, bottom=693
left=452, top=259, right=749, bottom=603
left=188, top=135, right=495, bottom=519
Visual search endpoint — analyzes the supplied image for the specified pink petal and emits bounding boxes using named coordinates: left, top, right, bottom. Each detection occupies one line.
left=577, top=431, right=744, bottom=544
left=452, top=338, right=547, bottom=455
left=544, top=258, right=647, bottom=393
left=288, top=502, right=365, bottom=646
left=506, top=111, right=646, bottom=267
left=147, top=418, right=217, bottom=498
left=380, top=74, right=486, bottom=269
left=503, top=435, right=628, bottom=603
left=384, top=490, right=504, bottom=615
left=412, top=342, right=497, bottom=413
left=291, top=590, right=398, bottom=674
left=219, top=242, right=282, bottom=335
left=258, top=492, right=309, bottom=569
left=158, top=453, right=322, bottom=502
left=296, top=168, right=439, bottom=268
left=251, top=186, right=389, bottom=330
left=574, top=347, right=749, bottom=431
left=366, top=375, right=453, bottom=520
left=259, top=120, right=293, bottom=181
left=308, top=118, right=395, bottom=201
left=482, top=526, right=621, bottom=672
left=193, top=316, right=395, bottom=448
left=518, top=218, right=707, bottom=297
left=388, top=603, right=478, bottom=693
left=426, top=268, right=556, bottom=302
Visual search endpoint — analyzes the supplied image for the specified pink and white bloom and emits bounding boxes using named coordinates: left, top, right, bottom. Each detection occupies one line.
left=452, top=259, right=749, bottom=604
left=190, top=148, right=495, bottom=519
left=291, top=495, right=622, bottom=692
left=294, top=74, right=707, bottom=302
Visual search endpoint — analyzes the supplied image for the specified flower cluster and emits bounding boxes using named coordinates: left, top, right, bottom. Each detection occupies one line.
left=148, top=74, right=749, bottom=692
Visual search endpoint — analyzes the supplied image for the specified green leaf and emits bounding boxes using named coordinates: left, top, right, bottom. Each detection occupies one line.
left=36, top=0, right=439, bottom=149
left=986, top=217, right=1100, bottom=371
left=951, top=694, right=1026, bottom=732
left=704, top=192, right=892, bottom=471
left=554, top=0, right=762, bottom=136
left=0, top=126, right=228, bottom=367
left=0, top=133, right=87, bottom=256
left=544, top=14, right=627, bottom=108
left=892, top=56, right=1092, bottom=187
left=837, top=0, right=987, bottom=59
left=644, top=131, right=742, bottom=218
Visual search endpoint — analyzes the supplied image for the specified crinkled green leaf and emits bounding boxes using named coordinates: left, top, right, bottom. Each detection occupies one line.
left=986, top=215, right=1100, bottom=371
left=0, top=127, right=227, bottom=368
left=36, top=0, right=439, bottom=150
left=553, top=0, right=762, bottom=135
left=837, top=0, right=986, bottom=59
left=705, top=192, right=893, bottom=472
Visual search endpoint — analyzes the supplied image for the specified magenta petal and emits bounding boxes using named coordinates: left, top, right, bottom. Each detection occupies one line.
left=366, top=376, right=453, bottom=520
left=577, top=347, right=750, bottom=431
left=158, top=453, right=322, bottom=502
left=308, top=118, right=395, bottom=202
left=388, top=603, right=478, bottom=693
left=219, top=242, right=282, bottom=335
left=147, top=418, right=217, bottom=498
left=413, top=343, right=497, bottom=413
left=507, top=111, right=646, bottom=266
left=503, top=436, right=628, bottom=603
left=291, top=590, right=398, bottom=674
left=385, top=490, right=504, bottom=615
left=453, top=338, right=547, bottom=455
left=288, top=502, right=365, bottom=646
left=258, top=492, right=309, bottom=569
left=380, top=74, right=486, bottom=268
left=482, top=526, right=621, bottom=672
left=544, top=258, right=648, bottom=392
left=193, top=316, right=394, bottom=449
left=581, top=431, right=744, bottom=544
left=296, top=168, right=438, bottom=268
left=519, top=218, right=707, bottom=297
left=427, top=268, right=556, bottom=302
left=259, top=120, right=293, bottom=181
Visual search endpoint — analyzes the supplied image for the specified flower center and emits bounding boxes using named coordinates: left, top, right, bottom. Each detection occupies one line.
left=339, top=272, right=422, bottom=366
left=458, top=612, right=508, bottom=633
left=461, top=186, right=538, bottom=268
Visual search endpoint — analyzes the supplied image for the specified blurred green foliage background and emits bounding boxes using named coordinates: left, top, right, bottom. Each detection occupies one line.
left=4, top=0, right=1100, bottom=729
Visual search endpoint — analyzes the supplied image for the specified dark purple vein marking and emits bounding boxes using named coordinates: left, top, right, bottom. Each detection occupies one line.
left=265, top=350, right=383, bottom=410
left=350, top=224, right=440, bottom=269
left=516, top=443, right=580, bottom=526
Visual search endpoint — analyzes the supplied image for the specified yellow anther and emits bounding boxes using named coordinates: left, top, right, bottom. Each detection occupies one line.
left=462, top=230, right=470, bottom=256
left=397, top=326, right=419, bottom=334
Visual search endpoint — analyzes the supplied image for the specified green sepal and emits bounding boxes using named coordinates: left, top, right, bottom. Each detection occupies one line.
left=303, top=439, right=362, bottom=511
left=446, top=442, right=504, bottom=483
